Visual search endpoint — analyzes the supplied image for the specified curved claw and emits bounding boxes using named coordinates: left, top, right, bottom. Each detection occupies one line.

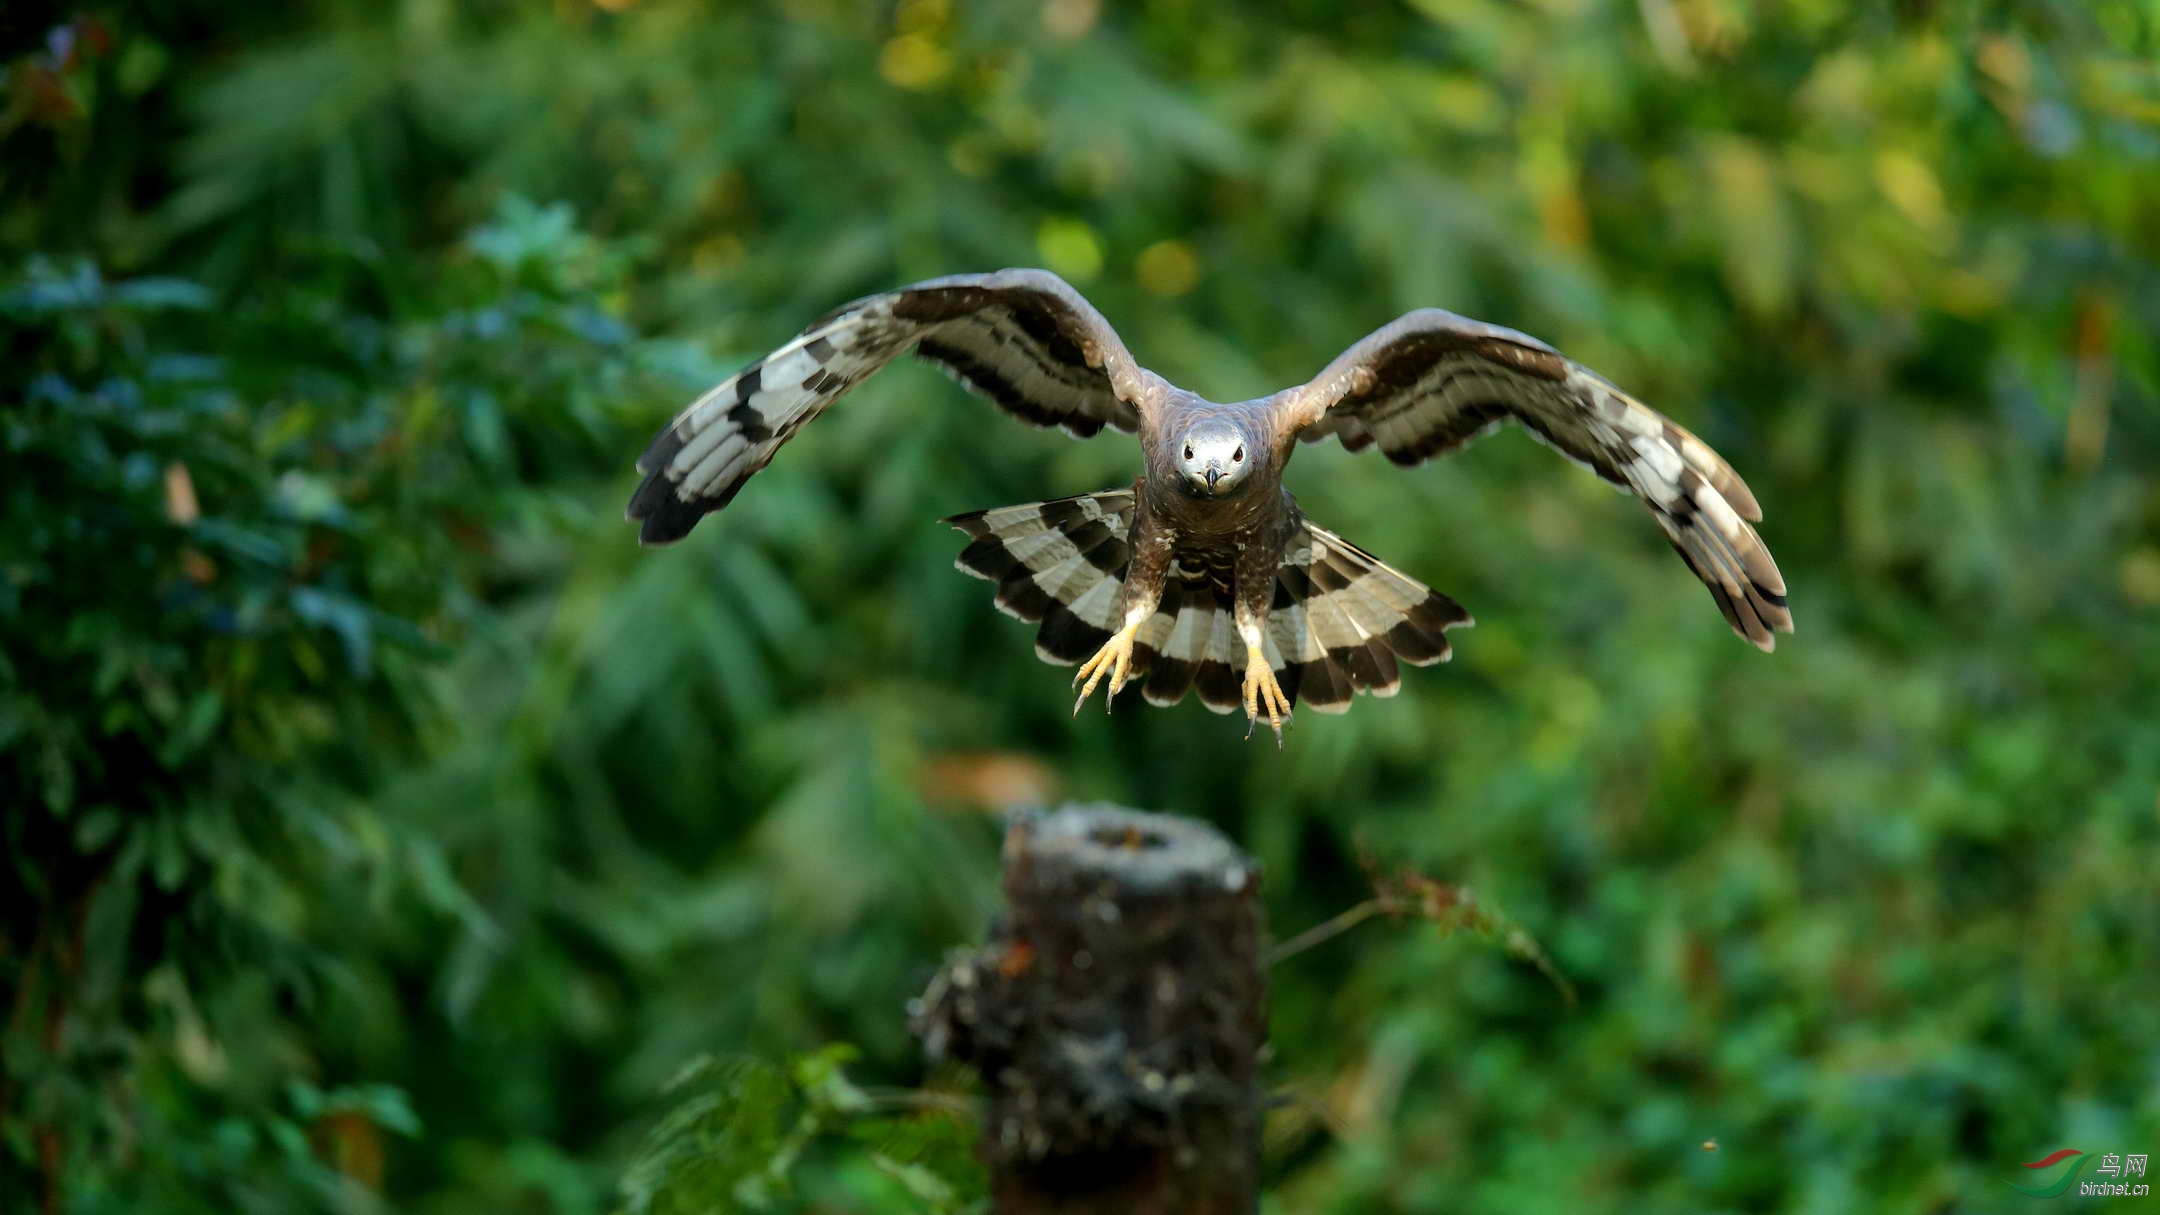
left=1073, top=622, right=1141, bottom=716
left=1241, top=646, right=1292, bottom=748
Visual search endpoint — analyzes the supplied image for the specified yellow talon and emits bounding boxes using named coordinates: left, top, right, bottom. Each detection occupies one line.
left=1073, top=620, right=1142, bottom=715
left=1241, top=644, right=1291, bottom=747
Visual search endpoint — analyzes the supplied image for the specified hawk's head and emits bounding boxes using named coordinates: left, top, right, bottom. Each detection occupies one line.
left=1175, top=418, right=1256, bottom=499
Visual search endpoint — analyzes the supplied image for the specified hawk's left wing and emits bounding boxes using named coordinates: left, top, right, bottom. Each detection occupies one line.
left=628, top=269, right=1157, bottom=545
left=1280, top=309, right=1791, bottom=650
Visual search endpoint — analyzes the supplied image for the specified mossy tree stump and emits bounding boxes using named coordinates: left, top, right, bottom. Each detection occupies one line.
left=912, top=803, right=1268, bottom=1214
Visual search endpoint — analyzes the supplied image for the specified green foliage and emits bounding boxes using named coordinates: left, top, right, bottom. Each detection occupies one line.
left=619, top=1046, right=980, bottom=1215
left=5, top=1, right=2158, bottom=1212
left=1, top=194, right=675, bottom=1209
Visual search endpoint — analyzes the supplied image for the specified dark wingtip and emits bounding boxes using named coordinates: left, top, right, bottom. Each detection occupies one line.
left=628, top=484, right=707, bottom=547
left=635, top=423, right=686, bottom=479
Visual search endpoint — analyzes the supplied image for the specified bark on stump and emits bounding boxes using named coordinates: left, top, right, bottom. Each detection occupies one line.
left=911, top=803, right=1267, bottom=1214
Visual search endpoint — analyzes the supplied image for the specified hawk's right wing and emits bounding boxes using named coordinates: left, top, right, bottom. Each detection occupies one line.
left=628, top=269, right=1158, bottom=545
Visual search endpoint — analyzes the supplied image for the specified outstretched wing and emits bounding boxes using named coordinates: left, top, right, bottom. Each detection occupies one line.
left=1281, top=309, right=1791, bottom=650
left=628, top=269, right=1157, bottom=545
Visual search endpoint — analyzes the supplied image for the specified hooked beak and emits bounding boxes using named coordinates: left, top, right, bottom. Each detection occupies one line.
left=1205, top=467, right=1223, bottom=491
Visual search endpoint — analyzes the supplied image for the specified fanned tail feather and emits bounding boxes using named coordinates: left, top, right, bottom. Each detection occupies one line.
left=947, top=493, right=1470, bottom=716
left=1265, top=524, right=1468, bottom=712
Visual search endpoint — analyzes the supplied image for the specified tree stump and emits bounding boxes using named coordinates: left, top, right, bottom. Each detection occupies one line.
left=911, top=803, right=1267, bottom=1214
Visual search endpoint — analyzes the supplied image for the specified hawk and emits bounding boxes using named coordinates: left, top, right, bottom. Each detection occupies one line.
left=627, top=269, right=1790, bottom=740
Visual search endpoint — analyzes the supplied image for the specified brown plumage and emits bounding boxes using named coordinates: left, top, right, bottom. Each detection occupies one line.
left=627, top=269, right=1791, bottom=740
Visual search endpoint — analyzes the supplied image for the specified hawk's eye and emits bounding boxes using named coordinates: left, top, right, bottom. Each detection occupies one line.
left=1232, top=445, right=1244, bottom=463
left=1183, top=445, right=1194, bottom=460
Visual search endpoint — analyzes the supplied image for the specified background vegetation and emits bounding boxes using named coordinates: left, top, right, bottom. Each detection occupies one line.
left=4, top=0, right=2157, bottom=1211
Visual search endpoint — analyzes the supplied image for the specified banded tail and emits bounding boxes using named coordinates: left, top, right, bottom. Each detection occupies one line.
left=945, top=490, right=1471, bottom=715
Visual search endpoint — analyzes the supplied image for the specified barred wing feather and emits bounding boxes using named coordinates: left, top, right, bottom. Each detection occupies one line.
left=1285, top=309, right=1791, bottom=650
left=628, top=269, right=1151, bottom=545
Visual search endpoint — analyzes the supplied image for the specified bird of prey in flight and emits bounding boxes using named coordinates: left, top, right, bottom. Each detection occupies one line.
left=627, top=269, right=1790, bottom=741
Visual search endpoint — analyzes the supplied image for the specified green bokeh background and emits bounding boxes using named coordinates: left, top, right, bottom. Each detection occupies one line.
left=4, top=1, right=2156, bottom=1211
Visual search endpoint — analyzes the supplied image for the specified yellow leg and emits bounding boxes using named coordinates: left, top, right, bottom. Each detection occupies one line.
left=1073, top=619, right=1143, bottom=715
left=1242, top=643, right=1292, bottom=746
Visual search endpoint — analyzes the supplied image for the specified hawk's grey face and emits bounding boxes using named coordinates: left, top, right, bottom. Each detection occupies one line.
left=1175, top=419, right=1253, bottom=499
